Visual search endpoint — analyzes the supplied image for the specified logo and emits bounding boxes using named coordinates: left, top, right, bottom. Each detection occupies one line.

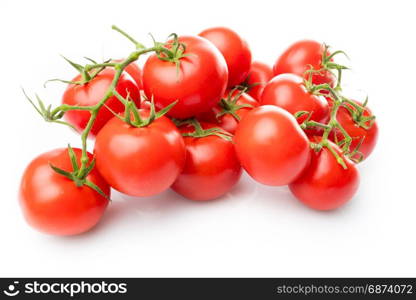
left=3, top=281, right=20, bottom=297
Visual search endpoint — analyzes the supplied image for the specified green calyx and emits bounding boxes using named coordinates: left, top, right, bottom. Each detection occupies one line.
left=50, top=145, right=110, bottom=200
left=151, top=33, right=192, bottom=77
left=177, top=118, right=233, bottom=141
left=44, top=56, right=116, bottom=87
left=110, top=91, right=178, bottom=128
left=216, top=88, right=254, bottom=121
left=234, top=74, right=262, bottom=93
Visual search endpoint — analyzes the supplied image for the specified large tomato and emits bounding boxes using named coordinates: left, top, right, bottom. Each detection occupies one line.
left=289, top=138, right=360, bottom=210
left=244, top=61, right=274, bottom=101
left=142, top=36, right=228, bottom=119
left=199, top=27, right=251, bottom=87
left=197, top=89, right=259, bottom=134
left=273, top=40, right=334, bottom=86
left=62, top=68, right=141, bottom=136
left=330, top=100, right=378, bottom=161
left=19, top=148, right=110, bottom=236
left=261, top=74, right=329, bottom=124
left=171, top=122, right=242, bottom=201
left=94, top=110, right=186, bottom=197
left=234, top=105, right=311, bottom=186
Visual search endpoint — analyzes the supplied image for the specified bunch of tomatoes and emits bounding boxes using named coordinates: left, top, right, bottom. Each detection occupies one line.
left=19, top=26, right=378, bottom=236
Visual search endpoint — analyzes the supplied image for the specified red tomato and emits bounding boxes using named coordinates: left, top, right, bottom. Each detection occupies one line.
left=19, top=148, right=110, bottom=236
left=273, top=40, right=334, bottom=86
left=171, top=122, right=242, bottom=201
left=62, top=68, right=141, bottom=136
left=289, top=139, right=360, bottom=210
left=261, top=74, right=329, bottom=124
left=113, top=59, right=142, bottom=88
left=331, top=100, right=378, bottom=160
left=143, top=36, right=228, bottom=119
left=244, top=61, right=274, bottom=101
left=94, top=110, right=186, bottom=197
left=199, top=27, right=251, bottom=87
left=198, top=90, right=259, bottom=134
left=234, top=105, right=311, bottom=186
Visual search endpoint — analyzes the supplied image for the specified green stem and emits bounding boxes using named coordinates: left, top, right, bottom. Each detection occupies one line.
left=76, top=46, right=158, bottom=176
left=84, top=62, right=117, bottom=72
left=112, top=25, right=145, bottom=49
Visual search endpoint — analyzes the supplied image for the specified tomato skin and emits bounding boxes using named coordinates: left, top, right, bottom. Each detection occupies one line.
left=199, top=27, right=251, bottom=87
left=197, top=90, right=259, bottom=134
left=234, top=105, right=311, bottom=186
left=330, top=101, right=378, bottom=161
left=94, top=111, right=186, bottom=197
left=171, top=123, right=242, bottom=201
left=143, top=36, right=228, bottom=119
left=261, top=74, right=329, bottom=124
left=245, top=61, right=274, bottom=101
left=19, top=148, right=110, bottom=236
left=62, top=68, right=141, bottom=136
left=289, top=139, right=360, bottom=210
left=273, top=40, right=334, bottom=86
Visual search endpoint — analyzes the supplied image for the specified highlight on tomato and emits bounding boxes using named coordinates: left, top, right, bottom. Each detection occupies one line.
left=142, top=35, right=228, bottom=119
left=19, top=148, right=110, bottom=236
left=261, top=73, right=329, bottom=124
left=62, top=68, right=141, bottom=136
left=197, top=89, right=259, bottom=134
left=289, top=138, right=360, bottom=210
left=94, top=102, right=186, bottom=197
left=234, top=105, right=311, bottom=186
left=273, top=40, right=335, bottom=86
left=171, top=120, right=242, bottom=201
left=199, top=27, right=251, bottom=87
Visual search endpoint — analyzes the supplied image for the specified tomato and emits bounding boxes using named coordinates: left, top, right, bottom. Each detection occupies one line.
left=143, top=36, right=228, bottom=119
left=171, top=122, right=242, bottom=201
left=199, top=27, right=251, bottom=87
left=273, top=40, right=334, bottom=86
left=243, top=61, right=274, bottom=101
left=62, top=68, right=141, bottom=136
left=19, top=148, right=110, bottom=236
left=234, top=105, right=311, bottom=186
left=197, top=89, right=258, bottom=134
left=261, top=74, right=329, bottom=124
left=113, top=59, right=142, bottom=88
left=94, top=110, right=186, bottom=197
left=330, top=100, right=378, bottom=161
left=289, top=138, right=360, bottom=210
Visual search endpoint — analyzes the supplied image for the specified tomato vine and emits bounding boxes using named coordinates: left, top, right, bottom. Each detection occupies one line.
left=22, top=25, right=174, bottom=195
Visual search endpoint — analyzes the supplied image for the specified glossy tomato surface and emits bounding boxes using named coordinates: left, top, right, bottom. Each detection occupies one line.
left=331, top=101, right=378, bottom=161
left=94, top=111, right=186, bottom=197
left=289, top=139, right=360, bottom=210
left=143, top=35, right=228, bottom=119
left=245, top=61, right=273, bottom=101
left=198, top=90, right=259, bottom=134
left=19, top=148, right=110, bottom=236
left=234, top=105, right=311, bottom=186
left=273, top=40, right=334, bottom=86
left=172, top=122, right=242, bottom=201
left=62, top=68, right=141, bottom=136
left=261, top=74, right=329, bottom=124
left=199, top=27, right=251, bottom=87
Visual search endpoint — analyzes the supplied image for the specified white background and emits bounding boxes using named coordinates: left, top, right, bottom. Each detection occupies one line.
left=1, top=0, right=415, bottom=277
